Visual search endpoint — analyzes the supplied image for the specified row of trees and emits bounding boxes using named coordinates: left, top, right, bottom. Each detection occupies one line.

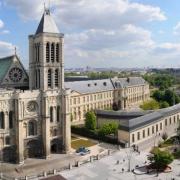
left=143, top=74, right=175, bottom=90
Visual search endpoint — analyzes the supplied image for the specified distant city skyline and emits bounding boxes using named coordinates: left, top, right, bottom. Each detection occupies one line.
left=1, top=0, right=180, bottom=68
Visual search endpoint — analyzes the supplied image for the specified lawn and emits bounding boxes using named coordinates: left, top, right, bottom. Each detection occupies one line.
left=71, top=139, right=97, bottom=149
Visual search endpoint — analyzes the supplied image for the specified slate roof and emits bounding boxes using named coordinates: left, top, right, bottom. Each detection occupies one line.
left=0, top=55, right=14, bottom=82
left=112, top=77, right=147, bottom=88
left=97, top=103, right=180, bottom=132
left=65, top=79, right=114, bottom=94
left=36, top=9, right=59, bottom=35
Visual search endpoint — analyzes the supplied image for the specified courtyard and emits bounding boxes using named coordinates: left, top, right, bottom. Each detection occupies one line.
left=60, top=148, right=180, bottom=180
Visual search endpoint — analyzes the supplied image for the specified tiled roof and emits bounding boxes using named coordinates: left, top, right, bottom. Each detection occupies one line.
left=36, top=9, right=59, bottom=35
left=112, top=77, right=147, bottom=88
left=0, top=55, right=13, bottom=82
left=65, top=79, right=114, bottom=94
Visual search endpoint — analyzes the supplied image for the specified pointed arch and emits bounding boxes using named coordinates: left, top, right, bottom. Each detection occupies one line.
left=0, top=112, right=5, bottom=129
left=46, top=42, right=50, bottom=62
left=48, top=69, right=52, bottom=88
left=50, top=106, right=53, bottom=122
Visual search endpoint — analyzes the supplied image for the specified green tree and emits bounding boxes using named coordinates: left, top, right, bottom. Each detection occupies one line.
left=152, top=90, right=164, bottom=102
left=160, top=101, right=169, bottom=109
left=140, top=99, right=159, bottom=110
left=148, top=148, right=174, bottom=171
left=98, top=122, right=118, bottom=137
left=85, top=111, right=96, bottom=130
left=164, top=89, right=180, bottom=106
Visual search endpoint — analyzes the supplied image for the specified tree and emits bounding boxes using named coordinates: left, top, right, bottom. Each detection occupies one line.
left=152, top=90, right=164, bottom=102
left=148, top=148, right=174, bottom=172
left=160, top=101, right=169, bottom=109
left=85, top=111, right=96, bottom=130
left=140, top=99, right=159, bottom=110
left=98, top=122, right=118, bottom=137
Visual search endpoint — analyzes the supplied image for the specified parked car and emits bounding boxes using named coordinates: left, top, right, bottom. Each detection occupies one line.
left=76, top=146, right=91, bottom=155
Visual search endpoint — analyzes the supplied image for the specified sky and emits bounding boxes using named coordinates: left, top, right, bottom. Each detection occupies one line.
left=1, top=0, right=180, bottom=69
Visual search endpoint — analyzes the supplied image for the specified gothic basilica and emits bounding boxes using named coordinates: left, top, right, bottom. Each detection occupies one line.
left=0, top=9, right=71, bottom=163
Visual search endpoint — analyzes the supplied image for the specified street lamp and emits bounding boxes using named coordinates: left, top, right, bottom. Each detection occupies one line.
left=125, top=147, right=133, bottom=172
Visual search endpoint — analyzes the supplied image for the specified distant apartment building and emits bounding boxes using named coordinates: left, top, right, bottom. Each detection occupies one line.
left=65, top=77, right=150, bottom=125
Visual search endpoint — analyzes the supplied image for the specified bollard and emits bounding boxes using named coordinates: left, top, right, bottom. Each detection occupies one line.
left=0, top=173, right=3, bottom=179
left=76, top=161, right=80, bottom=167
left=69, top=163, right=72, bottom=170
left=97, top=154, right=100, bottom=160
left=53, top=169, right=57, bottom=175
left=90, top=156, right=93, bottom=163
left=43, top=171, right=47, bottom=177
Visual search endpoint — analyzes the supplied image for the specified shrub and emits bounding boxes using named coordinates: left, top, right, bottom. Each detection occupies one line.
left=85, top=111, right=96, bottom=130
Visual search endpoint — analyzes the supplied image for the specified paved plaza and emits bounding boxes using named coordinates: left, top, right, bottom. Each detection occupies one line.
left=61, top=149, right=180, bottom=180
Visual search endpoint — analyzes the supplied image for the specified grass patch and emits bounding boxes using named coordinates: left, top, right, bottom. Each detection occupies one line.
left=71, top=139, right=96, bottom=149
left=71, top=136, right=79, bottom=141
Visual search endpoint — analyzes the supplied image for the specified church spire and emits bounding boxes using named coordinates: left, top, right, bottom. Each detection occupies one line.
left=35, top=4, right=59, bottom=35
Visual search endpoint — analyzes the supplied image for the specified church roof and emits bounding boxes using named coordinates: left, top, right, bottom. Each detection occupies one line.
left=36, top=9, right=59, bottom=35
left=0, top=55, right=14, bottom=82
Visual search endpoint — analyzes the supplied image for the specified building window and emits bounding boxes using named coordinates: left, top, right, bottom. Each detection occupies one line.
left=147, top=128, right=150, bottom=136
left=5, top=136, right=10, bottom=145
left=48, top=69, right=52, bottom=88
left=38, top=69, right=40, bottom=88
left=165, top=119, right=167, bottom=126
left=9, top=111, right=13, bottom=129
left=156, top=124, right=158, bottom=132
left=137, top=132, right=140, bottom=140
left=152, top=126, right=154, bottom=134
left=46, top=43, right=50, bottom=62
left=53, top=129, right=58, bottom=136
left=51, top=43, right=55, bottom=62
left=143, top=130, right=145, bottom=138
left=0, top=112, right=5, bottom=129
left=160, top=123, right=162, bottom=130
left=55, top=69, right=59, bottom=87
left=170, top=117, right=172, bottom=125
left=57, top=106, right=60, bottom=122
left=174, top=116, right=176, bottom=123
left=132, top=134, right=135, bottom=143
left=28, top=121, right=37, bottom=136
left=50, top=107, right=53, bottom=122
left=56, top=43, right=59, bottom=62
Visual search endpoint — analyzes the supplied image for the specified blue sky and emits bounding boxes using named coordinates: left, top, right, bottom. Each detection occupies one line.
left=1, top=0, right=180, bottom=69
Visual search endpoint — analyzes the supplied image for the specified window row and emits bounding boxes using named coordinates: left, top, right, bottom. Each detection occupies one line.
left=46, top=43, right=60, bottom=63
left=0, top=111, right=13, bottom=129
left=70, top=92, right=113, bottom=105
left=50, top=106, right=60, bottom=123
left=48, top=69, right=59, bottom=88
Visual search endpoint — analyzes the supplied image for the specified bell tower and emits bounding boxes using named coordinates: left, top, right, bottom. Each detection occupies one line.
left=29, top=8, right=64, bottom=91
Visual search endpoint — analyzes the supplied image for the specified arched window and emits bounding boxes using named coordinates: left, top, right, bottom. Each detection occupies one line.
left=28, top=121, right=37, bottom=136
left=46, top=43, right=50, bottom=63
left=37, top=43, right=40, bottom=62
left=55, top=69, right=59, bottom=87
left=56, top=44, right=59, bottom=62
left=50, top=107, right=53, bottom=122
left=35, top=70, right=38, bottom=88
left=35, top=44, right=38, bottom=62
left=57, top=106, right=60, bottom=122
left=0, top=112, right=5, bottom=129
left=51, top=43, right=55, bottom=62
left=48, top=69, right=52, bottom=88
left=9, top=111, right=13, bottom=129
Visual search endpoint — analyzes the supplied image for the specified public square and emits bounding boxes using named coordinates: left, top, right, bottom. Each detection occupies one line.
left=61, top=148, right=180, bottom=180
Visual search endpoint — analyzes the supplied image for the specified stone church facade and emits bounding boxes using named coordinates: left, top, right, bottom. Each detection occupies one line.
left=0, top=9, right=71, bottom=163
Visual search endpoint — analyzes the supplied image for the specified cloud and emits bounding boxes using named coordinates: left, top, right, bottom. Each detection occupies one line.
left=173, top=22, right=180, bottom=35
left=0, top=41, right=15, bottom=57
left=0, top=19, right=4, bottom=29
